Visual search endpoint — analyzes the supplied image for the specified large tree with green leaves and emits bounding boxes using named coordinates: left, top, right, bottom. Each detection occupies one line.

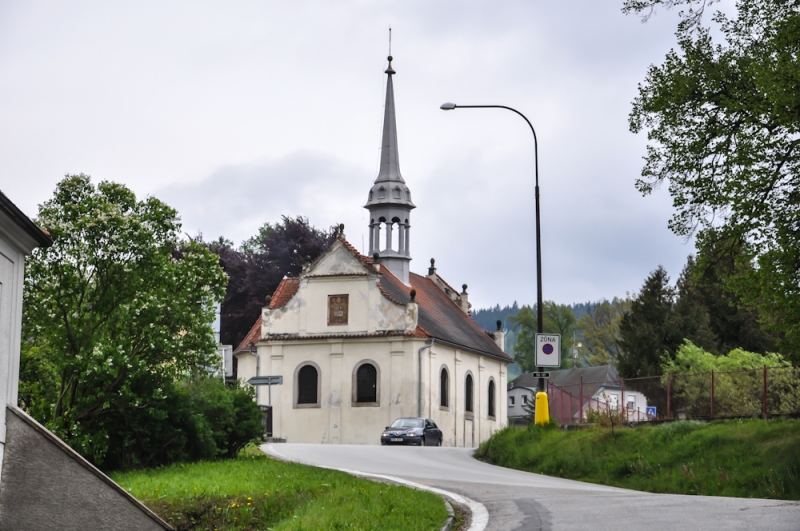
left=22, top=174, right=228, bottom=464
left=618, top=266, right=683, bottom=377
left=576, top=298, right=631, bottom=367
left=508, top=302, right=577, bottom=372
left=626, top=0, right=800, bottom=360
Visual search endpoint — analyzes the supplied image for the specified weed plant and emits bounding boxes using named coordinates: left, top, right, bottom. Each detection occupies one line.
left=476, top=419, right=800, bottom=500
left=112, top=445, right=448, bottom=530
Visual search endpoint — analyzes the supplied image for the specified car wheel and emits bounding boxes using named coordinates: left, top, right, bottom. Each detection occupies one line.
left=437, top=437, right=442, bottom=447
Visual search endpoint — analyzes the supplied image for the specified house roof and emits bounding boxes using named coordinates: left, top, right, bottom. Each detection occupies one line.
left=0, top=190, right=52, bottom=248
left=509, top=365, right=621, bottom=396
left=378, top=267, right=512, bottom=362
left=269, top=277, right=300, bottom=309
left=236, top=237, right=511, bottom=363
left=234, top=315, right=263, bottom=354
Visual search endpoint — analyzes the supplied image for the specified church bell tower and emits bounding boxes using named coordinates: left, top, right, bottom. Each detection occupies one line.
left=364, top=55, right=415, bottom=286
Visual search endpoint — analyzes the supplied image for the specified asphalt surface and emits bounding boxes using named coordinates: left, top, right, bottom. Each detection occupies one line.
left=261, top=443, right=800, bottom=531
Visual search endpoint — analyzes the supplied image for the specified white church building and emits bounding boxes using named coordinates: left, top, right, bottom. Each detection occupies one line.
left=234, top=56, right=511, bottom=446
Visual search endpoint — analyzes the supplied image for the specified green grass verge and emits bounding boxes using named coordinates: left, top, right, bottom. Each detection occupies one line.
left=476, top=419, right=800, bottom=499
left=111, top=446, right=448, bottom=531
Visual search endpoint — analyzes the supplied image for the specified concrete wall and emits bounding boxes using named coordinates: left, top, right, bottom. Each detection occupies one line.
left=0, top=405, right=171, bottom=531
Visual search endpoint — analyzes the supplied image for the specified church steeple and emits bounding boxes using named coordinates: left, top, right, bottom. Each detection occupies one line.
left=364, top=55, right=415, bottom=286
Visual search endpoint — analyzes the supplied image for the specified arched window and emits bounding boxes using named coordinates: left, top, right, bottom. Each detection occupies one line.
left=488, top=379, right=496, bottom=418
left=393, top=187, right=401, bottom=199
left=465, top=374, right=474, bottom=413
left=440, top=367, right=449, bottom=408
left=296, top=364, right=319, bottom=406
left=378, top=187, right=386, bottom=199
left=354, top=362, right=378, bottom=404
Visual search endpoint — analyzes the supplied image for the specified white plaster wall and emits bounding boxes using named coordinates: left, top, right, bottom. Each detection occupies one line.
left=0, top=217, right=41, bottom=487
left=240, top=337, right=507, bottom=446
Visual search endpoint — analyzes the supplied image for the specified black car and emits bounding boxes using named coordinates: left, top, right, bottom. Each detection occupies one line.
left=381, top=417, right=443, bottom=446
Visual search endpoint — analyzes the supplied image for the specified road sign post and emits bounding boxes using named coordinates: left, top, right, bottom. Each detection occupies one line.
left=535, top=334, right=561, bottom=368
left=247, top=375, right=283, bottom=407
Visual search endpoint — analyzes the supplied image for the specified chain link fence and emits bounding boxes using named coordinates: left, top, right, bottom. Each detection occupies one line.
left=545, top=366, right=800, bottom=426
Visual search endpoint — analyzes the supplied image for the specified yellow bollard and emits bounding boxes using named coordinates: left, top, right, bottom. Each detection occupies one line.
left=534, top=392, right=550, bottom=426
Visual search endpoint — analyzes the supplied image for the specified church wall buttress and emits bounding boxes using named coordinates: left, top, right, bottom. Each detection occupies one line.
left=328, top=341, right=343, bottom=444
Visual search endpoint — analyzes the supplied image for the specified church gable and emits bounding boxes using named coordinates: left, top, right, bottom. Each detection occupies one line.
left=305, top=241, right=372, bottom=278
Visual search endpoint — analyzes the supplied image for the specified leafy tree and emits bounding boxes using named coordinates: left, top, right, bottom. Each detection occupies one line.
left=663, top=340, right=799, bottom=416
left=508, top=306, right=539, bottom=373
left=543, top=302, right=578, bottom=366
left=617, top=267, right=683, bottom=377
left=672, top=250, right=777, bottom=355
left=626, top=0, right=800, bottom=360
left=576, top=298, right=631, bottom=366
left=212, top=216, right=336, bottom=348
left=22, top=174, right=228, bottom=465
left=508, top=302, right=577, bottom=372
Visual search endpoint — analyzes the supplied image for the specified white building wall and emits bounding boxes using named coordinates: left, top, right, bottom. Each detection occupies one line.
left=241, top=336, right=507, bottom=446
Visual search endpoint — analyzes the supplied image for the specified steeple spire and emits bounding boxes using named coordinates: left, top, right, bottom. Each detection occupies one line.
left=364, top=54, right=415, bottom=286
left=377, top=56, right=403, bottom=183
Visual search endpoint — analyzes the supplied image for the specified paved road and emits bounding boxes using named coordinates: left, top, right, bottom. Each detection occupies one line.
left=262, top=443, right=800, bottom=531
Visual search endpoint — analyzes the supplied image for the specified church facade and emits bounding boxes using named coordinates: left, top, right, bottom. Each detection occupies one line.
left=234, top=56, right=511, bottom=446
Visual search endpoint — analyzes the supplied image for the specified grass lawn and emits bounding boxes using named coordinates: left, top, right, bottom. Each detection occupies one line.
left=476, top=418, right=800, bottom=499
left=111, top=445, right=449, bottom=531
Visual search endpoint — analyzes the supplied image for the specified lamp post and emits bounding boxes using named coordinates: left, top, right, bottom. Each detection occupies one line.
left=440, top=102, right=545, bottom=393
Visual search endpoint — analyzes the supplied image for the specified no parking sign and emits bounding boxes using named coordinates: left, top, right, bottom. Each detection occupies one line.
left=536, top=334, right=561, bottom=368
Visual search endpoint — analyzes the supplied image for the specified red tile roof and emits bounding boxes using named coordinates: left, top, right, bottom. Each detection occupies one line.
left=234, top=237, right=511, bottom=363
left=269, top=277, right=300, bottom=309
left=337, top=236, right=374, bottom=267
left=234, top=315, right=262, bottom=354
left=378, top=269, right=512, bottom=362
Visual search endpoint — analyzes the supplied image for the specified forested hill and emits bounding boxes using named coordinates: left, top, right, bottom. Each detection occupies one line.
left=473, top=301, right=596, bottom=331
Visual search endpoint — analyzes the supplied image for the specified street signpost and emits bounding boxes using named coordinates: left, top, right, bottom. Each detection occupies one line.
left=535, top=333, right=561, bottom=368
left=247, top=375, right=283, bottom=406
left=646, top=406, right=657, bottom=420
left=531, top=372, right=550, bottom=379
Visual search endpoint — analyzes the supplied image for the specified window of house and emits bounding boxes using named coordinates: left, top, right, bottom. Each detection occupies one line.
left=440, top=368, right=449, bottom=408
left=627, top=397, right=635, bottom=410
left=509, top=396, right=515, bottom=406
left=488, top=379, right=496, bottom=418
left=522, top=395, right=528, bottom=404
left=328, top=295, right=348, bottom=325
left=297, top=364, right=318, bottom=405
left=356, top=363, right=377, bottom=403
left=465, top=374, right=474, bottom=413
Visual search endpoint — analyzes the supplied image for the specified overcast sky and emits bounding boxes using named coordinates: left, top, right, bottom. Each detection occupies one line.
left=1, top=1, right=699, bottom=310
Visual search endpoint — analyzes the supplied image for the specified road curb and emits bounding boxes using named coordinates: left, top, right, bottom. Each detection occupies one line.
left=261, top=443, right=488, bottom=531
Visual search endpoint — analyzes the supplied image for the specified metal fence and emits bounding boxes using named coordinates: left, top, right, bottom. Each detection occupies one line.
left=545, top=366, right=800, bottom=426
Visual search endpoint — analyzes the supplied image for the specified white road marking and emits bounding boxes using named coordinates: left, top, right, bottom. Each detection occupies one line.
left=262, top=443, right=489, bottom=531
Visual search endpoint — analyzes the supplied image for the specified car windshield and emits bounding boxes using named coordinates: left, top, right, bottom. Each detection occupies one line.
left=390, top=418, right=423, bottom=429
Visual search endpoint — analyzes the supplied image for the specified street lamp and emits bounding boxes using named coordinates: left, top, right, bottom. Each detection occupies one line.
left=440, top=102, right=545, bottom=393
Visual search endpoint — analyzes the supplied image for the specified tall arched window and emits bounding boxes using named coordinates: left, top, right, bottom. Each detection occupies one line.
left=356, top=363, right=377, bottom=403
left=440, top=367, right=449, bottom=408
left=488, top=379, right=496, bottom=418
left=465, top=374, right=474, bottom=413
left=297, top=364, right=318, bottom=405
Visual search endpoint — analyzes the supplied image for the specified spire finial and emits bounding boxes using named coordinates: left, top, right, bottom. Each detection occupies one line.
left=385, top=27, right=395, bottom=75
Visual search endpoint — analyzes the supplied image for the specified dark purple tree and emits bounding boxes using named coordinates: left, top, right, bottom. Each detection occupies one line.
left=208, top=216, right=337, bottom=348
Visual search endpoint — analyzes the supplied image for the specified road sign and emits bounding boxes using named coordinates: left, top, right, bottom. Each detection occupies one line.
left=531, top=372, right=550, bottom=379
left=535, top=333, right=561, bottom=367
left=646, top=406, right=657, bottom=419
left=248, top=375, right=283, bottom=386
